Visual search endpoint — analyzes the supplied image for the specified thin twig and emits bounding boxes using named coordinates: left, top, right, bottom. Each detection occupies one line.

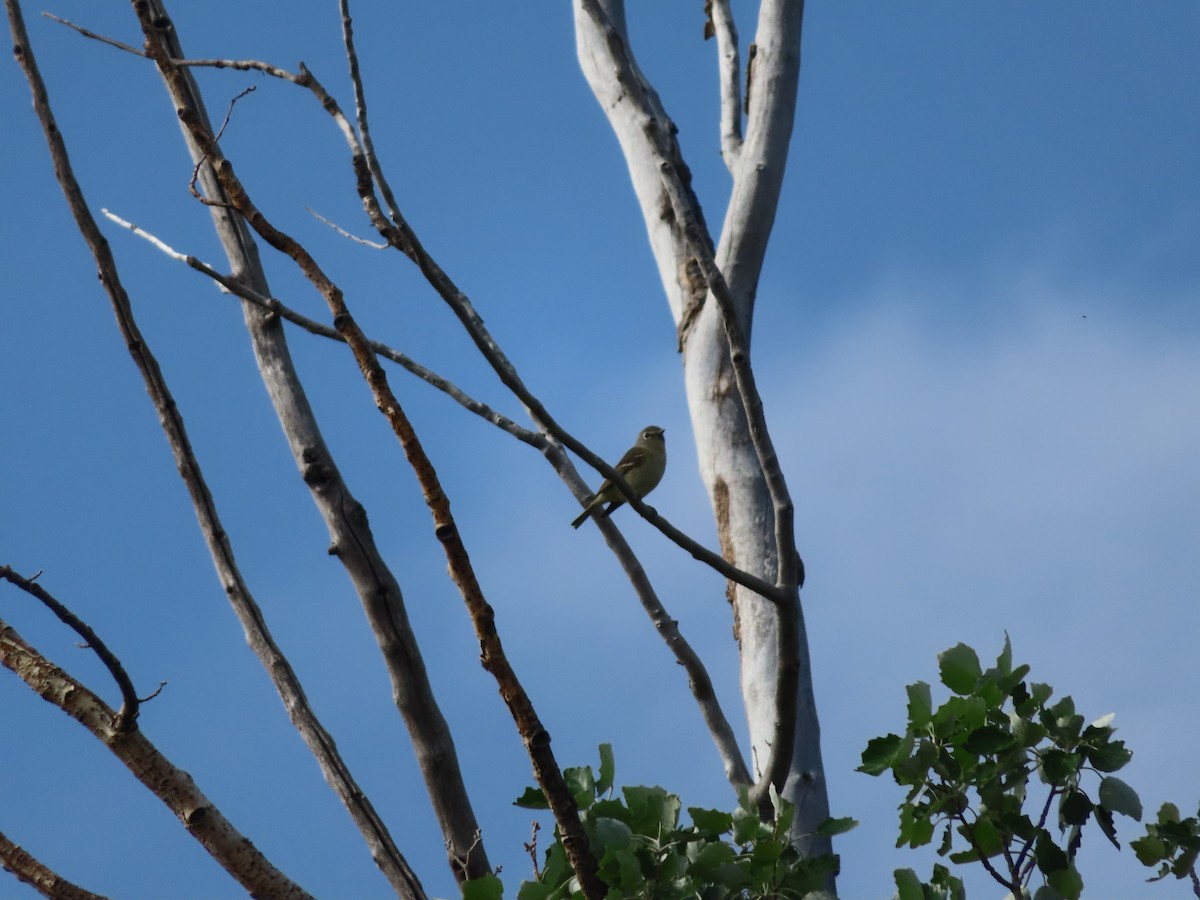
left=523, top=821, right=542, bottom=880
left=43, top=12, right=143, bottom=56
left=100, top=209, right=542, bottom=448
left=189, top=86, right=255, bottom=203
left=307, top=206, right=387, bottom=249
left=952, top=811, right=1021, bottom=896
left=0, top=566, right=142, bottom=733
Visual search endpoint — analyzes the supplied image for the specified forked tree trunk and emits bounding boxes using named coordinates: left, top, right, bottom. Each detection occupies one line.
left=574, top=0, right=831, bottom=860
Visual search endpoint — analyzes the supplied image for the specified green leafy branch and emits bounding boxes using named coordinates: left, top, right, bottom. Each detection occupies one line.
left=466, top=744, right=855, bottom=900
left=859, top=636, right=1142, bottom=900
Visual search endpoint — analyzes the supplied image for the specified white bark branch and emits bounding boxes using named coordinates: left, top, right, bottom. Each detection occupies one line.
left=573, top=0, right=831, bottom=866
left=707, top=0, right=744, bottom=168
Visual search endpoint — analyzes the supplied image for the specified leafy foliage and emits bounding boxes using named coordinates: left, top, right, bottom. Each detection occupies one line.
left=1131, top=803, right=1200, bottom=894
left=483, top=744, right=852, bottom=899
left=860, top=636, right=1143, bottom=899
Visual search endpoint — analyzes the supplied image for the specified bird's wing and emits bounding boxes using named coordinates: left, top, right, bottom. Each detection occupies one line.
left=614, top=447, right=647, bottom=476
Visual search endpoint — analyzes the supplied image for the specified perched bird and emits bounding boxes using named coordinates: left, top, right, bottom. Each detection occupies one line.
left=571, top=426, right=667, bottom=529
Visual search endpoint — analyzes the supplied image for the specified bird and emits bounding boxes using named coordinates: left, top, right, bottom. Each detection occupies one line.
left=571, top=426, right=666, bottom=529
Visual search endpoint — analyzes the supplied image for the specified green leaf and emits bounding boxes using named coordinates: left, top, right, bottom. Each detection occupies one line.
left=938, top=822, right=954, bottom=857
left=732, top=797, right=763, bottom=845
left=1038, top=748, right=1080, bottom=786
left=1085, top=739, right=1131, bottom=773
left=590, top=816, right=633, bottom=854
left=929, top=863, right=966, bottom=900
left=514, top=786, right=549, bottom=809
left=1157, top=802, right=1182, bottom=824
left=996, top=632, right=1013, bottom=676
left=1047, top=865, right=1083, bottom=900
left=1131, top=834, right=1167, bottom=865
left=590, top=798, right=629, bottom=825
left=685, top=839, right=735, bottom=875
left=964, top=816, right=1004, bottom=857
left=893, top=867, right=924, bottom=900
left=596, top=743, right=615, bottom=796
left=907, top=681, right=933, bottom=728
left=939, top=643, right=982, bottom=695
left=622, top=785, right=680, bottom=834
left=563, top=766, right=595, bottom=809
left=964, top=724, right=1014, bottom=755
left=1098, top=775, right=1142, bottom=820
left=1035, top=831, right=1069, bottom=874
left=687, top=806, right=733, bottom=837
left=769, top=783, right=795, bottom=836
left=859, top=733, right=906, bottom=775
left=908, top=813, right=935, bottom=849
left=1012, top=714, right=1047, bottom=748
left=816, top=816, right=859, bottom=836
left=1030, top=682, right=1054, bottom=705
left=1048, top=696, right=1076, bottom=720
left=1059, top=789, right=1093, bottom=827
left=1094, top=804, right=1119, bottom=850
left=463, top=874, right=504, bottom=900
left=751, top=838, right=785, bottom=864
left=516, top=881, right=555, bottom=900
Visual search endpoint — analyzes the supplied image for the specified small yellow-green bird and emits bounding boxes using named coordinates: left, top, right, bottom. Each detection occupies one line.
left=571, top=426, right=667, bottom=529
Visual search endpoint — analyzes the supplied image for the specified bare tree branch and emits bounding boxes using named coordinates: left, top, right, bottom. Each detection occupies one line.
left=131, top=7, right=606, bottom=895
left=307, top=205, right=388, bottom=248
left=50, top=2, right=784, bottom=608
left=0, top=566, right=142, bottom=734
left=574, top=0, right=802, bottom=809
left=706, top=0, right=744, bottom=168
left=128, top=0, right=491, bottom=881
left=6, top=4, right=426, bottom=893
left=0, top=615, right=314, bottom=899
left=0, top=826, right=108, bottom=900
left=100, top=209, right=542, bottom=449
left=102, top=206, right=753, bottom=789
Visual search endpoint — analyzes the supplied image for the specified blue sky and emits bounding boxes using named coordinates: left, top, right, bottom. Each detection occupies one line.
left=2, top=3, right=1198, bottom=898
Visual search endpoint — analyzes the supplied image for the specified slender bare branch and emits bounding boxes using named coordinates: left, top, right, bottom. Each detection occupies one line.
left=101, top=209, right=542, bottom=450
left=130, top=0, right=491, bottom=881
left=340, top=3, right=750, bottom=784
left=132, top=8, right=605, bottom=895
left=42, top=12, right=143, bottom=56
left=0, top=616, right=315, bottom=899
left=0, top=826, right=108, bottom=900
left=89, top=7, right=780, bottom=604
left=706, top=0, right=743, bottom=169
left=0, top=566, right=142, bottom=733
left=101, top=203, right=753, bottom=788
left=52, top=0, right=779, bottom=606
left=6, top=4, right=426, bottom=893
left=587, top=513, right=754, bottom=785
left=307, top=206, right=388, bottom=248
left=325, top=40, right=785, bottom=606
